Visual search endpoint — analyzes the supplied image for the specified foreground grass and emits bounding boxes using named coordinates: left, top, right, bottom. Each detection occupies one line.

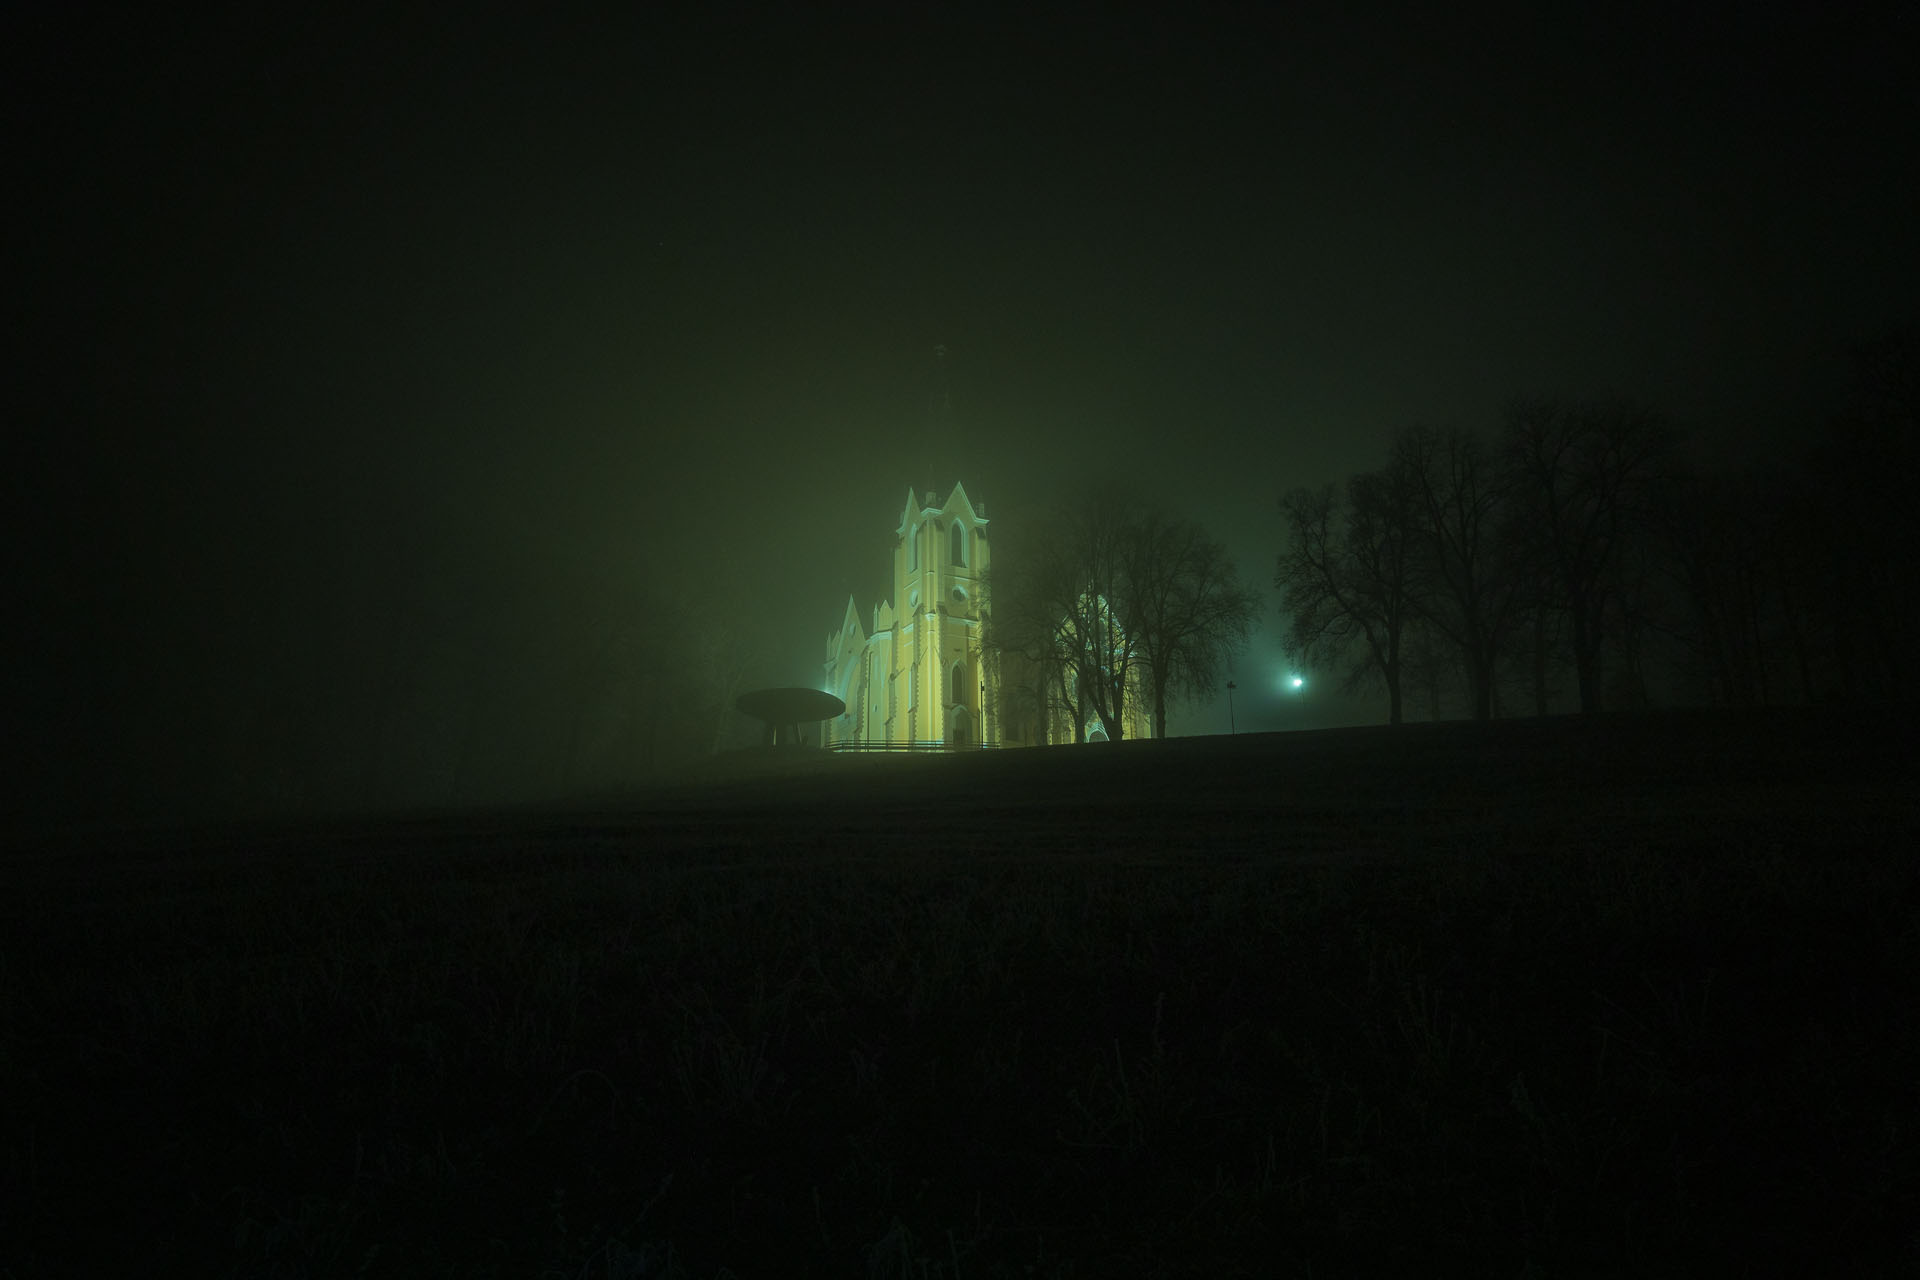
left=3, top=711, right=1917, bottom=1276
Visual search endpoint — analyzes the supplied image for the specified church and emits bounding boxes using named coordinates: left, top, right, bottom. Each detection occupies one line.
left=819, top=480, right=1151, bottom=750
left=820, top=482, right=993, bottom=749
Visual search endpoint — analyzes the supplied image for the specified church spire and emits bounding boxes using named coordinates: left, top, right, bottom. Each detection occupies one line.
left=922, top=342, right=954, bottom=504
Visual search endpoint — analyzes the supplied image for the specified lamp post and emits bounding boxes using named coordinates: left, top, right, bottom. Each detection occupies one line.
left=1226, top=680, right=1237, bottom=735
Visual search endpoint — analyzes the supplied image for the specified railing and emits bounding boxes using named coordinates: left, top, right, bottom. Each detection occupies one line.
left=823, top=739, right=1000, bottom=752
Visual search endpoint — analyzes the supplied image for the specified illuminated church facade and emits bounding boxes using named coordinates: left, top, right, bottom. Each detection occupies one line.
left=820, top=480, right=1151, bottom=749
left=821, top=482, right=994, bottom=748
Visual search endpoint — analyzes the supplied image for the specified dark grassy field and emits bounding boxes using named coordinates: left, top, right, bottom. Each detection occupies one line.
left=5, top=709, right=1917, bottom=1276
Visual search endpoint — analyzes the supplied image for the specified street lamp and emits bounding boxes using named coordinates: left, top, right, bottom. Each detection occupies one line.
left=1226, top=680, right=1237, bottom=735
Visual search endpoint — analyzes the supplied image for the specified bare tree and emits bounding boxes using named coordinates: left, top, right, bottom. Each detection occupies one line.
left=1059, top=501, right=1142, bottom=740
left=1502, top=398, right=1675, bottom=714
left=1274, top=459, right=1423, bottom=725
left=981, top=512, right=1095, bottom=742
left=985, top=497, right=1253, bottom=742
left=1393, top=425, right=1525, bottom=720
left=1120, top=509, right=1261, bottom=737
left=1645, top=466, right=1776, bottom=706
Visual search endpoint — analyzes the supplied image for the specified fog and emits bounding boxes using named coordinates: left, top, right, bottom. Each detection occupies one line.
left=11, top=9, right=1915, bottom=825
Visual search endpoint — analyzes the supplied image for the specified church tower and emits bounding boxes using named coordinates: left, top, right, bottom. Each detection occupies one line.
left=822, top=481, right=995, bottom=749
left=820, top=476, right=1153, bottom=750
left=889, top=481, right=991, bottom=746
left=820, top=347, right=1003, bottom=748
left=922, top=342, right=954, bottom=499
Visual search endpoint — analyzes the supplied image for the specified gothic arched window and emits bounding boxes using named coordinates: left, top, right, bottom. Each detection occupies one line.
left=951, top=661, right=965, bottom=705
left=909, top=523, right=919, bottom=571
left=950, top=520, right=966, bottom=566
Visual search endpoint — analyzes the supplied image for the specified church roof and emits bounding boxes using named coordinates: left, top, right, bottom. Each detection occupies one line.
left=945, top=480, right=984, bottom=525
left=825, top=594, right=866, bottom=662
left=895, top=480, right=988, bottom=534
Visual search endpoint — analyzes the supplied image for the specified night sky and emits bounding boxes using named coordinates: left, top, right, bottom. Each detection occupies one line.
left=11, top=7, right=1916, bottom=824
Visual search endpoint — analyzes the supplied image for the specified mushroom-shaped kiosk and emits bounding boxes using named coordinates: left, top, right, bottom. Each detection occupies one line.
left=734, top=687, right=847, bottom=748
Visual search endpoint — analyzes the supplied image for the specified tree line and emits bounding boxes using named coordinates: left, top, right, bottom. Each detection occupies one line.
left=45, top=326, right=1907, bottom=828
left=1275, top=328, right=1919, bottom=722
left=983, top=503, right=1262, bottom=742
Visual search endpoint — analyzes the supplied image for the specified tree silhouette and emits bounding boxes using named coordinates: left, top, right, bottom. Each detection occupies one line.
left=1274, top=460, right=1423, bottom=725
left=985, top=497, right=1253, bottom=741
left=1120, top=509, right=1260, bottom=738
left=1392, top=424, right=1526, bottom=721
left=1647, top=464, right=1786, bottom=706
left=1502, top=398, right=1675, bottom=714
